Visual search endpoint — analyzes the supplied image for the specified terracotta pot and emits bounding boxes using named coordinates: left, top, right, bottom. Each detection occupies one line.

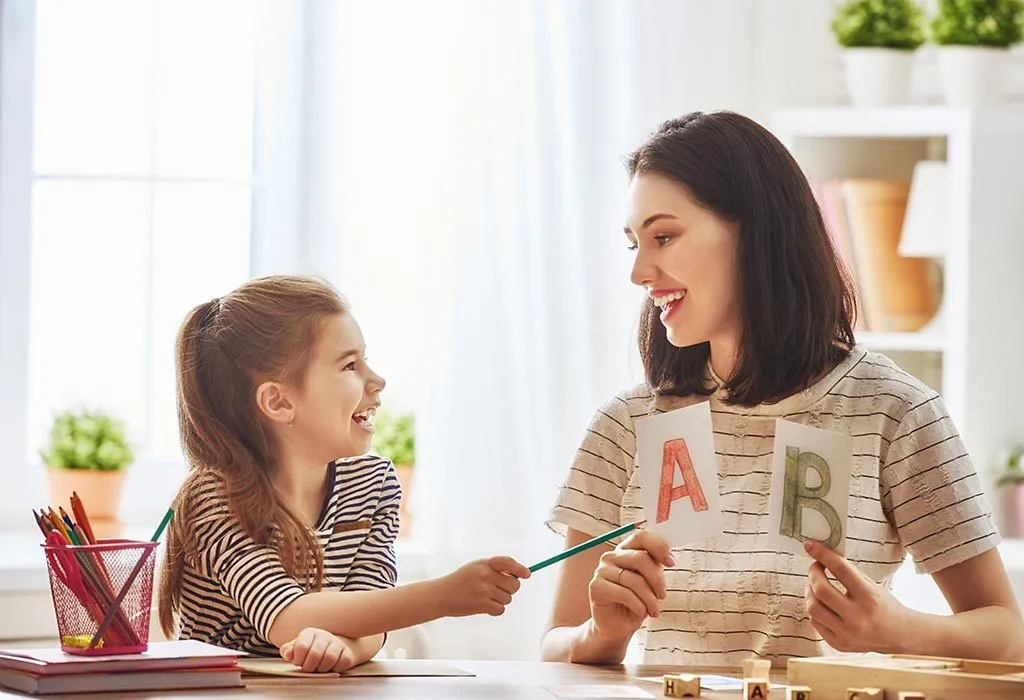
left=45, top=468, right=127, bottom=539
left=394, top=464, right=414, bottom=539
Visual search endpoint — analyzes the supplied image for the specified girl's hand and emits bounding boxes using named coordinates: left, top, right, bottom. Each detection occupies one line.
left=804, top=540, right=910, bottom=653
left=280, top=627, right=355, bottom=673
left=440, top=555, right=532, bottom=617
left=589, top=530, right=675, bottom=643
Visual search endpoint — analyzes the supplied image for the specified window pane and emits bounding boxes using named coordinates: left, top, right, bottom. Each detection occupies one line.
left=154, top=0, right=255, bottom=178
left=148, top=183, right=252, bottom=462
left=34, top=0, right=155, bottom=175
left=28, top=181, right=151, bottom=463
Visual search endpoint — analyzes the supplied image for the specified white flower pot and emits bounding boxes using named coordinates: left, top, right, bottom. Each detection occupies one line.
left=843, top=48, right=915, bottom=108
left=937, top=46, right=1009, bottom=108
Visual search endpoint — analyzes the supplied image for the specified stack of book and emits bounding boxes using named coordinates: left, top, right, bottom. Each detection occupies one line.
left=0, top=640, right=244, bottom=695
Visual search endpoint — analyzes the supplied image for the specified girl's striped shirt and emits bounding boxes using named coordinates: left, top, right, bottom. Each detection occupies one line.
left=176, top=455, right=401, bottom=656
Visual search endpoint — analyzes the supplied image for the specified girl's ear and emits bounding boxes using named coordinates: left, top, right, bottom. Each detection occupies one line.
left=255, top=381, right=296, bottom=427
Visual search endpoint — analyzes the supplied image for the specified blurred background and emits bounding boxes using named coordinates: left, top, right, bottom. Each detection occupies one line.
left=1, top=0, right=1023, bottom=660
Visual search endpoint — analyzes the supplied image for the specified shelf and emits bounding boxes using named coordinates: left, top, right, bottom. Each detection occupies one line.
left=854, top=331, right=946, bottom=353
left=773, top=106, right=1024, bottom=141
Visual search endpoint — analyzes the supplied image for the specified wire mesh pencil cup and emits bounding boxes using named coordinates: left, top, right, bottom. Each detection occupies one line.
left=43, top=539, right=158, bottom=655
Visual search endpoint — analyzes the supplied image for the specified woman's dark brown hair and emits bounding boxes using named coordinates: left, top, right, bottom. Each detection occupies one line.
left=626, top=111, right=856, bottom=406
left=158, top=275, right=348, bottom=637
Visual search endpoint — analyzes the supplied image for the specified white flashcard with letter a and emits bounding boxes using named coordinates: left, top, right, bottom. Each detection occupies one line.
left=767, top=419, right=852, bottom=558
left=635, top=401, right=722, bottom=547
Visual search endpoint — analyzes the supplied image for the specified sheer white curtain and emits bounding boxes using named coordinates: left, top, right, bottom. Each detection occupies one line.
left=252, top=0, right=838, bottom=659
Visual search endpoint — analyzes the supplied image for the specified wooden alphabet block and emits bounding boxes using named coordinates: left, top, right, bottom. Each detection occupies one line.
left=662, top=674, right=700, bottom=697
left=847, top=689, right=883, bottom=699
left=898, top=693, right=926, bottom=700
left=744, top=679, right=769, bottom=699
left=742, top=658, right=772, bottom=679
left=787, top=686, right=811, bottom=700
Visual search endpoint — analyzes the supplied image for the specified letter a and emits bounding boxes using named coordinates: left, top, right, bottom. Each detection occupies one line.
left=657, top=438, right=709, bottom=523
left=780, top=446, right=842, bottom=549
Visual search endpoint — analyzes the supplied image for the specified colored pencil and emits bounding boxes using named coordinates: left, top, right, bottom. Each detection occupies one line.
left=87, top=507, right=174, bottom=649
left=70, top=492, right=97, bottom=545
left=528, top=520, right=646, bottom=573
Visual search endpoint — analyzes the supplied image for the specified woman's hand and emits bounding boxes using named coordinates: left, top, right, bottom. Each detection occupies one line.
left=804, top=540, right=910, bottom=653
left=589, top=530, right=675, bottom=642
left=280, top=627, right=356, bottom=673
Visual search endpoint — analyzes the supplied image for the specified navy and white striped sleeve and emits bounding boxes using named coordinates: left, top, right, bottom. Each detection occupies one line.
left=191, top=489, right=306, bottom=642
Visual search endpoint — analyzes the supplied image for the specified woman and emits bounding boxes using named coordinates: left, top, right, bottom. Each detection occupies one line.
left=541, top=111, right=1024, bottom=666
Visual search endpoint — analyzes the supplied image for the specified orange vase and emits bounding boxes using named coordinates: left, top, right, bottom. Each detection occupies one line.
left=45, top=468, right=127, bottom=539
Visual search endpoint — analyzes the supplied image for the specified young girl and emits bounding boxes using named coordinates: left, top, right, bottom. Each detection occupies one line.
left=542, top=112, right=1024, bottom=667
left=158, top=275, right=530, bottom=673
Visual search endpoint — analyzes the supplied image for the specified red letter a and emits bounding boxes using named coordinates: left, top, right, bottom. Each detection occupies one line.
left=657, top=438, right=708, bottom=522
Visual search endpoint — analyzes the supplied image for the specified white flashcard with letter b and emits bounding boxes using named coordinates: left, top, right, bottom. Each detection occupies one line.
left=767, top=419, right=851, bottom=558
left=635, top=401, right=722, bottom=547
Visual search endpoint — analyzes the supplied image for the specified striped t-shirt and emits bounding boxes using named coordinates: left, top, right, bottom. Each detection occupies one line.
left=177, top=455, right=401, bottom=656
left=547, top=346, right=1000, bottom=666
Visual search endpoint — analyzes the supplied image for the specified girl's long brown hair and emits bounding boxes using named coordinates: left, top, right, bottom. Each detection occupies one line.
left=158, top=275, right=348, bottom=638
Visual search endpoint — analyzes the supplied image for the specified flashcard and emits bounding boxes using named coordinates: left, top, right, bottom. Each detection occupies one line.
left=635, top=401, right=722, bottom=547
left=767, top=419, right=851, bottom=557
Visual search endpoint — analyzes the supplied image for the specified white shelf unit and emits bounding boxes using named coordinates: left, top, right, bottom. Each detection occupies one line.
left=773, top=107, right=1024, bottom=530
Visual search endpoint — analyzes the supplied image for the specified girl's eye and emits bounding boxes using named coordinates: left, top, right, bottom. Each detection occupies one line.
left=343, top=361, right=357, bottom=371
left=654, top=234, right=674, bottom=246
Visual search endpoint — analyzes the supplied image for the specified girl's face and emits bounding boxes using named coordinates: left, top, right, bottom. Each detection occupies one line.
left=626, top=172, right=741, bottom=352
left=291, top=312, right=386, bottom=463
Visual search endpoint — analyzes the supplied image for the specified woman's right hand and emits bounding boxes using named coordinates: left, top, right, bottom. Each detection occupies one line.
left=438, top=556, right=532, bottom=618
left=588, top=530, right=675, bottom=642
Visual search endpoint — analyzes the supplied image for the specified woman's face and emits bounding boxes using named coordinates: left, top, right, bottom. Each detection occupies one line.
left=625, top=172, right=741, bottom=352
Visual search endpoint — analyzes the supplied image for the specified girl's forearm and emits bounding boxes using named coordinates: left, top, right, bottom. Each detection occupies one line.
left=540, top=619, right=631, bottom=665
left=343, top=633, right=385, bottom=666
left=268, top=579, right=446, bottom=647
left=900, top=605, right=1024, bottom=661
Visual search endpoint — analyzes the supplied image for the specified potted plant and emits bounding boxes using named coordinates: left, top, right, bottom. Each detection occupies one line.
left=40, top=406, right=134, bottom=538
left=994, top=444, right=1024, bottom=536
left=371, top=408, right=415, bottom=539
left=831, top=0, right=925, bottom=107
left=930, top=0, right=1024, bottom=107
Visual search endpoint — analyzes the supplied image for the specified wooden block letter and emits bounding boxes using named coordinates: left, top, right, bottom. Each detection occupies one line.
left=787, top=686, right=811, bottom=700
left=744, top=679, right=769, bottom=700
left=677, top=674, right=700, bottom=697
left=663, top=674, right=684, bottom=697
left=780, top=446, right=842, bottom=548
left=657, top=438, right=709, bottom=522
left=742, top=658, right=772, bottom=680
left=847, top=689, right=883, bottom=699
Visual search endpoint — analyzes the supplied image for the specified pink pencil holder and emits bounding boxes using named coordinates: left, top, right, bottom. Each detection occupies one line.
left=43, top=539, right=158, bottom=655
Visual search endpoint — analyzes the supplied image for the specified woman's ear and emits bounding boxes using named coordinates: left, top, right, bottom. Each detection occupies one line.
left=255, top=381, right=296, bottom=427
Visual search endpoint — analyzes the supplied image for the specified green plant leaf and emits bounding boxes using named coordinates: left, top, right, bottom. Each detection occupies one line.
left=40, top=406, right=134, bottom=471
left=831, top=0, right=926, bottom=49
left=370, top=408, right=415, bottom=466
left=931, top=0, right=1024, bottom=47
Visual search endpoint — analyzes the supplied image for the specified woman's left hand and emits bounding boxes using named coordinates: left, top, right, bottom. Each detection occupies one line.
left=803, top=540, right=911, bottom=653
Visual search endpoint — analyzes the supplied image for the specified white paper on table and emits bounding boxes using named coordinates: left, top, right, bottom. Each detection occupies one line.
left=635, top=401, right=722, bottom=547
left=766, top=419, right=852, bottom=558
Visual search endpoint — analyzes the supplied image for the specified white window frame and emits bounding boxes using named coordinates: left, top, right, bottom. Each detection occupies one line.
left=0, top=1, right=39, bottom=529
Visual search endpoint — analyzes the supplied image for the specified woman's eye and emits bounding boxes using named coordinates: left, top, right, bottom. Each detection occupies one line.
left=343, top=362, right=357, bottom=371
left=654, top=234, right=673, bottom=246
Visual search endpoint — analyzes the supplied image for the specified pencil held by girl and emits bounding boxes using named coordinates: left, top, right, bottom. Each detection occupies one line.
left=158, top=275, right=529, bottom=673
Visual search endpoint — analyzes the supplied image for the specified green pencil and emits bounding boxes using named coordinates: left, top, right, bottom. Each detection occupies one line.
left=529, top=520, right=645, bottom=573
